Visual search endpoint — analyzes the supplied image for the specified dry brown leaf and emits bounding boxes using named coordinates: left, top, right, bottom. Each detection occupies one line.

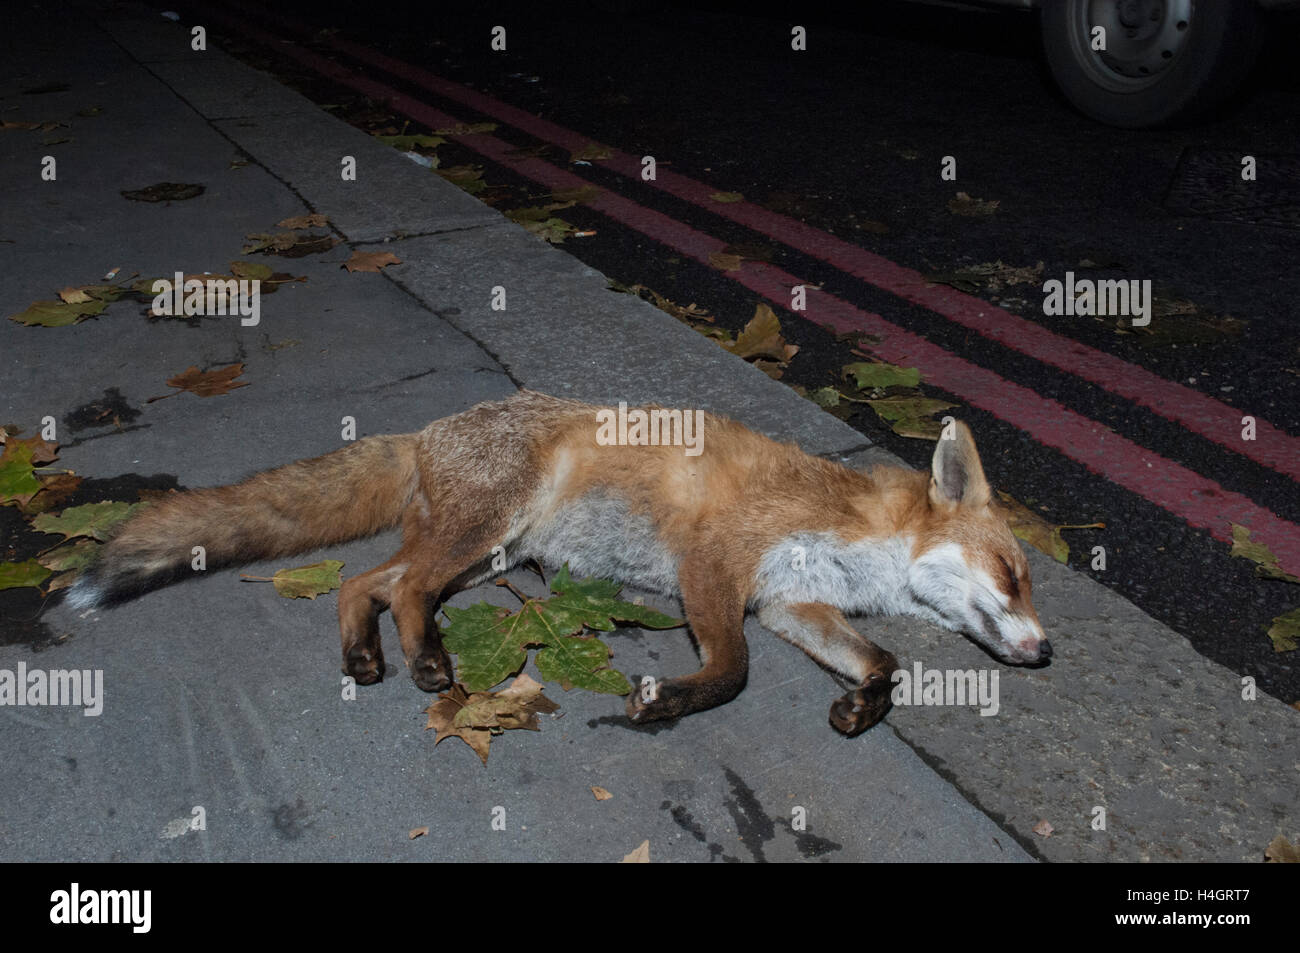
left=591, top=786, right=613, bottom=801
left=6, top=434, right=59, bottom=465
left=147, top=364, right=250, bottom=402
left=708, top=251, right=743, bottom=271
left=1264, top=834, right=1299, bottom=862
left=424, top=674, right=560, bottom=765
left=409, top=826, right=430, bottom=840
left=1032, top=820, right=1054, bottom=837
left=344, top=250, right=402, bottom=273
left=276, top=213, right=329, bottom=229
left=57, top=287, right=93, bottom=304
left=722, top=303, right=798, bottom=364
left=948, top=191, right=999, bottom=217
left=621, top=840, right=650, bottom=863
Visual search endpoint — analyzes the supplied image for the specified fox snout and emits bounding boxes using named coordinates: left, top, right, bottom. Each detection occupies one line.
left=1018, top=634, right=1052, bottom=663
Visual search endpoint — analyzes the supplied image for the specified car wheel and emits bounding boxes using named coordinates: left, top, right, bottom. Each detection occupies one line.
left=1040, top=0, right=1263, bottom=128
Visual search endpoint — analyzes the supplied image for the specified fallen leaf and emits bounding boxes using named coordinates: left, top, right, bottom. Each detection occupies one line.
left=1229, top=524, right=1300, bottom=583
left=710, top=191, right=743, bottom=203
left=121, top=182, right=204, bottom=202
left=708, top=251, right=743, bottom=271
left=376, top=134, right=445, bottom=151
left=436, top=165, right=486, bottom=194
left=620, top=840, right=650, bottom=863
left=242, top=231, right=337, bottom=257
left=424, top=674, right=560, bottom=765
left=274, top=213, right=329, bottom=230
left=867, top=396, right=959, bottom=440
left=570, top=142, right=612, bottom=162
left=8, top=298, right=107, bottom=327
left=31, top=500, right=146, bottom=542
left=0, top=559, right=52, bottom=592
left=926, top=261, right=1043, bottom=294
left=948, top=191, right=999, bottom=217
left=58, top=287, right=93, bottom=304
left=424, top=684, right=493, bottom=764
left=22, top=472, right=82, bottom=514
left=1266, top=608, right=1300, bottom=653
left=1032, top=820, right=1053, bottom=837
left=5, top=435, right=58, bottom=465
left=147, top=364, right=249, bottom=401
left=229, top=261, right=273, bottom=281
left=995, top=491, right=1104, bottom=564
left=409, top=826, right=430, bottom=840
left=721, top=303, right=798, bottom=364
left=37, top=538, right=100, bottom=573
left=591, top=786, right=613, bottom=801
left=1264, top=834, right=1299, bottom=862
left=433, top=122, right=497, bottom=136
left=843, top=361, right=921, bottom=391
left=0, top=443, right=43, bottom=507
left=548, top=185, right=601, bottom=204
left=441, top=565, right=682, bottom=694
left=343, top=250, right=402, bottom=273
left=240, top=559, right=345, bottom=599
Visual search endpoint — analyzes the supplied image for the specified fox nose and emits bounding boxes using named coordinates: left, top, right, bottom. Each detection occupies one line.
left=1038, top=639, right=1053, bottom=659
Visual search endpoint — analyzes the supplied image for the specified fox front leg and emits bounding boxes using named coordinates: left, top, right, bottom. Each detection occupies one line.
left=756, top=603, right=899, bottom=736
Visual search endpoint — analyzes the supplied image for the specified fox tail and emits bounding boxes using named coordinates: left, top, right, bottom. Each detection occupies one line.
left=66, top=433, right=419, bottom=609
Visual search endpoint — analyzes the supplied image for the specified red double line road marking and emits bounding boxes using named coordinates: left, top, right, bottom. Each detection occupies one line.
left=197, top=4, right=1300, bottom=575
left=246, top=7, right=1300, bottom=485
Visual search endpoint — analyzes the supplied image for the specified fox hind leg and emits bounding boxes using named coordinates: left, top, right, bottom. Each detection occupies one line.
left=626, top=556, right=749, bottom=725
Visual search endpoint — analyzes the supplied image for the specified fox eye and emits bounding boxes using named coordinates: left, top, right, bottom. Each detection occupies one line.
left=997, top=556, right=1020, bottom=598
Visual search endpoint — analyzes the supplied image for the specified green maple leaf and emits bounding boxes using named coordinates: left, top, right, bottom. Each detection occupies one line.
left=441, top=565, right=684, bottom=694
left=8, top=298, right=107, bottom=327
left=0, top=559, right=52, bottom=591
left=1267, top=608, right=1300, bottom=653
left=31, top=500, right=145, bottom=541
left=0, top=443, right=43, bottom=506
left=843, top=361, right=921, bottom=390
left=37, top=538, right=100, bottom=572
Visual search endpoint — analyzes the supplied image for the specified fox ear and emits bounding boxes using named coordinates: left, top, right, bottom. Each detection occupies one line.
left=929, top=421, right=991, bottom=508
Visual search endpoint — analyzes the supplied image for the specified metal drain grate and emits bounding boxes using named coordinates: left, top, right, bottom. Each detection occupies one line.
left=1163, top=148, right=1300, bottom=230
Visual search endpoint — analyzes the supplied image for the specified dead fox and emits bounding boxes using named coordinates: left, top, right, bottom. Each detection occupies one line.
left=69, top=390, right=1049, bottom=735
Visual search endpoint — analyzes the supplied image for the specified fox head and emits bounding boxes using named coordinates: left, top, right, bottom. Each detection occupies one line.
left=904, top=422, right=1051, bottom=665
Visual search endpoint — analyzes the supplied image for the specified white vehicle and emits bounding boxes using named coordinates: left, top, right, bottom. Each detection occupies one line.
left=938, top=0, right=1299, bottom=126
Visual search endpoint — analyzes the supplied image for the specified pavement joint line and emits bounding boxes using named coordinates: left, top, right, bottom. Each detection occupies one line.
left=93, top=23, right=339, bottom=244
left=886, top=723, right=1049, bottom=863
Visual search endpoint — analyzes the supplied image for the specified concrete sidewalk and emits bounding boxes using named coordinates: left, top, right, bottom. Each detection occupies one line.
left=0, top=1, right=1293, bottom=862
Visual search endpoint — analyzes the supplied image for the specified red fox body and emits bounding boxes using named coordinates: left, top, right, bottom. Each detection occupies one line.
left=70, top=390, right=1049, bottom=734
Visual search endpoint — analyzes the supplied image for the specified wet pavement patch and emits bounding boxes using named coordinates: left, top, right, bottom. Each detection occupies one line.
left=1164, top=149, right=1300, bottom=229
left=0, top=472, right=183, bottom=650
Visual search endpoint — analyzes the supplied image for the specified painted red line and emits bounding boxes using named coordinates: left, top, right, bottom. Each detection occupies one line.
left=200, top=6, right=1300, bottom=575
left=253, top=11, right=1300, bottom=483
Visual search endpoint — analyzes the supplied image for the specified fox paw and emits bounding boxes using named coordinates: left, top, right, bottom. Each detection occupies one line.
left=343, top=646, right=384, bottom=686
left=410, top=649, right=454, bottom=693
left=829, top=676, right=893, bottom=736
left=625, top=676, right=677, bottom=724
